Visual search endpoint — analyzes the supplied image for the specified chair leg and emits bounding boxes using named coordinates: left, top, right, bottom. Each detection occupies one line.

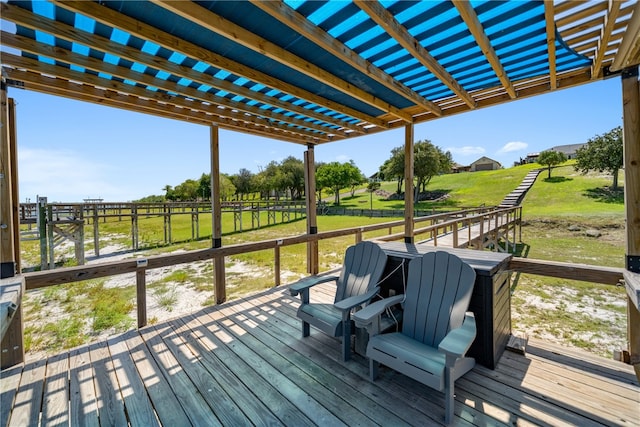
left=342, top=320, right=351, bottom=362
left=444, top=366, right=454, bottom=424
left=369, top=359, right=378, bottom=381
left=302, top=321, right=310, bottom=337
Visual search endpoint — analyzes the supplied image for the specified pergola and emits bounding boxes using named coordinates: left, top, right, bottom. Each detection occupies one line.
left=1, top=0, right=639, bottom=375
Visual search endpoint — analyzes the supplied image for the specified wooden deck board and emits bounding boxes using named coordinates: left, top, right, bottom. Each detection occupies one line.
left=2, top=284, right=638, bottom=426
left=41, top=352, right=69, bottom=426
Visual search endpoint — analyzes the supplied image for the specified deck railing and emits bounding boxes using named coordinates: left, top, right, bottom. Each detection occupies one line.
left=2, top=205, right=626, bottom=369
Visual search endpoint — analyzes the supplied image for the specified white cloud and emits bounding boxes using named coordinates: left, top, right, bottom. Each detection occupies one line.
left=19, top=147, right=122, bottom=202
left=498, top=141, right=528, bottom=153
left=336, top=154, right=351, bottom=163
left=445, top=146, right=485, bottom=156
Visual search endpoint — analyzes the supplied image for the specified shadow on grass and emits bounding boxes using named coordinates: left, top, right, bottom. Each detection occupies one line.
left=543, top=176, right=573, bottom=183
left=584, top=187, right=624, bottom=204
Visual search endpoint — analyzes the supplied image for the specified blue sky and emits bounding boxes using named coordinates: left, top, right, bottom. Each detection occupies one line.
left=9, top=77, right=622, bottom=202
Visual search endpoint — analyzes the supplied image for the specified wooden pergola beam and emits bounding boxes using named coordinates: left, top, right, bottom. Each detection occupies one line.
left=250, top=0, right=443, bottom=118
left=592, top=0, right=622, bottom=79
left=49, top=1, right=385, bottom=132
left=453, top=0, right=517, bottom=99
left=1, top=46, right=330, bottom=143
left=3, top=68, right=314, bottom=144
left=544, top=1, right=557, bottom=90
left=152, top=0, right=413, bottom=123
left=355, top=0, right=477, bottom=110
left=611, top=2, right=640, bottom=72
left=2, top=3, right=356, bottom=137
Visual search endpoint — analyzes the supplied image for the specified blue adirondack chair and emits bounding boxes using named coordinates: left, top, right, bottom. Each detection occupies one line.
left=354, top=251, right=476, bottom=424
left=289, top=241, right=388, bottom=361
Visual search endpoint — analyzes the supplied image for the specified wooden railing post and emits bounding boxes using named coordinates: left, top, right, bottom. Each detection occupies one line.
left=93, top=205, right=100, bottom=257
left=136, top=260, right=147, bottom=328
left=453, top=221, right=458, bottom=247
left=274, top=245, right=281, bottom=287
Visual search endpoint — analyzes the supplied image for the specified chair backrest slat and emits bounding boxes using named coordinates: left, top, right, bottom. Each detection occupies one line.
left=334, top=241, right=388, bottom=303
left=402, top=251, right=475, bottom=347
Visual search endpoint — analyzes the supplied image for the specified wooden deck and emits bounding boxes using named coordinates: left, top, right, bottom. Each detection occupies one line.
left=2, top=282, right=638, bottom=426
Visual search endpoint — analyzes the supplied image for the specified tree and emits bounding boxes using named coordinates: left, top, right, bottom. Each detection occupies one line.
left=414, top=140, right=452, bottom=199
left=574, top=126, right=623, bottom=190
left=173, top=179, right=199, bottom=201
left=380, top=140, right=452, bottom=200
left=537, top=150, right=567, bottom=179
left=163, top=184, right=175, bottom=201
left=198, top=173, right=211, bottom=200
left=366, top=180, right=381, bottom=214
left=316, top=161, right=363, bottom=205
left=380, top=147, right=405, bottom=194
left=279, top=156, right=305, bottom=200
left=231, top=168, right=255, bottom=200
left=349, top=173, right=366, bottom=197
left=219, top=174, right=236, bottom=201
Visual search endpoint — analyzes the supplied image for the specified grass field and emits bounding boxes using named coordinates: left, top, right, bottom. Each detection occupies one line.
left=20, top=162, right=628, bottom=358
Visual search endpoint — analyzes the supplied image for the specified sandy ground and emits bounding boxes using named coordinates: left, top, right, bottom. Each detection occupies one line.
left=23, top=237, right=626, bottom=362
left=23, top=240, right=306, bottom=361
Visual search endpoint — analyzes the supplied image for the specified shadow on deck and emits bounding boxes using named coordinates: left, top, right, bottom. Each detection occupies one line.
left=2, top=283, right=638, bottom=426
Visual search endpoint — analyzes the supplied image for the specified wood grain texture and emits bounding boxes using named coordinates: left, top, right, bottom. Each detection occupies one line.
left=2, top=284, right=637, bottom=426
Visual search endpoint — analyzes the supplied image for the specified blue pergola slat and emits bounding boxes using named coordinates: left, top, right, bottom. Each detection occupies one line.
left=5, top=0, right=595, bottom=139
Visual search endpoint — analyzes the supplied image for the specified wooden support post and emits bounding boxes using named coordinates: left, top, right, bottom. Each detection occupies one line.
left=304, top=145, right=318, bottom=275
left=8, top=99, right=19, bottom=274
left=0, top=81, right=16, bottom=278
left=136, top=265, right=147, bottom=328
left=622, top=66, right=640, bottom=381
left=211, top=125, right=226, bottom=304
left=404, top=124, right=414, bottom=243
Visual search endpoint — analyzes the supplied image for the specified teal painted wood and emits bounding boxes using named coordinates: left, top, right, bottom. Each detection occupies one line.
left=290, top=241, right=388, bottom=361
left=362, top=251, right=477, bottom=424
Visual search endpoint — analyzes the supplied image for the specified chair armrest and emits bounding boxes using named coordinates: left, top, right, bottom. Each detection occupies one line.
left=438, top=312, right=476, bottom=360
left=289, top=275, right=339, bottom=297
left=353, top=294, right=404, bottom=329
left=334, top=287, right=379, bottom=312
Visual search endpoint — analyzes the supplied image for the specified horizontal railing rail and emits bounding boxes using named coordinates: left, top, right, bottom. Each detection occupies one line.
left=6, top=203, right=627, bottom=370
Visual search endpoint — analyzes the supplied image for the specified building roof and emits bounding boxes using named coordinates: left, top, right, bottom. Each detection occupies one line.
left=549, top=143, right=586, bottom=154
left=470, top=156, right=502, bottom=166
left=1, top=1, right=639, bottom=145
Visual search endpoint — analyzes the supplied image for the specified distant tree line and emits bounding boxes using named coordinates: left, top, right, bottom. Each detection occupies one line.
left=156, top=156, right=366, bottom=204
left=144, top=140, right=455, bottom=204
